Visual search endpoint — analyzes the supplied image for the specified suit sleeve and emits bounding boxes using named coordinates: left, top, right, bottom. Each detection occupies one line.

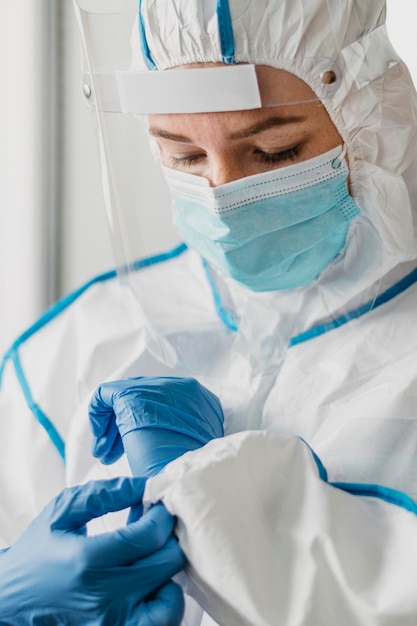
left=145, top=430, right=417, bottom=626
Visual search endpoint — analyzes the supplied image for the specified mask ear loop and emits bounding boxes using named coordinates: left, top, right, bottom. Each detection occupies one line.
left=331, top=144, right=347, bottom=169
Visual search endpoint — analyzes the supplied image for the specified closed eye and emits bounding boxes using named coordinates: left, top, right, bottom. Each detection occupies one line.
left=168, top=153, right=206, bottom=168
left=255, top=145, right=300, bottom=165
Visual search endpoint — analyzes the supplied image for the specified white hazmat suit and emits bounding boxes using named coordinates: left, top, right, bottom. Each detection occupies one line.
left=2, top=0, right=417, bottom=624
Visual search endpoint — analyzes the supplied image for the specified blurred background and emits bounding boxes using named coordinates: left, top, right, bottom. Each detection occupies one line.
left=1, top=0, right=416, bottom=353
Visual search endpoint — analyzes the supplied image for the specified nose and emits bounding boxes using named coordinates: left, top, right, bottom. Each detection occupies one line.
left=208, top=153, right=246, bottom=187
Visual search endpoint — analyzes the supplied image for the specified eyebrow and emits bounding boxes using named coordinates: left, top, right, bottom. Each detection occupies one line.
left=229, top=115, right=307, bottom=139
left=149, top=115, right=306, bottom=144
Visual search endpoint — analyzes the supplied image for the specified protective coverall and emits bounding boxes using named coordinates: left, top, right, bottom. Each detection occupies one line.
left=2, top=0, right=417, bottom=624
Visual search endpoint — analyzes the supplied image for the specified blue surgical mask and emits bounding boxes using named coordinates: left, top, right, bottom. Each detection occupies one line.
left=164, top=145, right=360, bottom=291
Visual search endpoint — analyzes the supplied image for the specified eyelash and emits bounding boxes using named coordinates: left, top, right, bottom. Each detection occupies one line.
left=168, top=145, right=300, bottom=169
left=169, top=154, right=203, bottom=168
left=256, top=146, right=300, bottom=165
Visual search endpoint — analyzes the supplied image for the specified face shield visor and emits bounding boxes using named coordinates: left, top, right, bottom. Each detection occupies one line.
left=73, top=0, right=344, bottom=268
left=73, top=0, right=382, bottom=376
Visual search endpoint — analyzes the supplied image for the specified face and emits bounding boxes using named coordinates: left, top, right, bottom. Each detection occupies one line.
left=149, top=66, right=343, bottom=187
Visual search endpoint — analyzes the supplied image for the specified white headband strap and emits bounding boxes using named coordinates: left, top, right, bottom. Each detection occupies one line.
left=85, top=64, right=262, bottom=114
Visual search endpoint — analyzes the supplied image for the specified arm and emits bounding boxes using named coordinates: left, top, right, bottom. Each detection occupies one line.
left=144, top=431, right=417, bottom=626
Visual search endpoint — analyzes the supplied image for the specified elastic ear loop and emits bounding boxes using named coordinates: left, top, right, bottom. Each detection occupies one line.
left=331, top=144, right=348, bottom=169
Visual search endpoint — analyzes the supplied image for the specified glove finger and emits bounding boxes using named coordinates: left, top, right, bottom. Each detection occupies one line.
left=88, top=385, right=117, bottom=438
left=86, top=503, right=179, bottom=567
left=50, top=477, right=146, bottom=530
left=136, top=581, right=185, bottom=626
left=89, top=386, right=125, bottom=463
left=92, top=427, right=125, bottom=465
left=89, top=381, right=145, bottom=459
left=87, top=538, right=186, bottom=602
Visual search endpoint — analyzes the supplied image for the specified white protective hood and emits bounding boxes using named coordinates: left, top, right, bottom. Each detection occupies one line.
left=72, top=0, right=417, bottom=355
left=134, top=0, right=417, bottom=319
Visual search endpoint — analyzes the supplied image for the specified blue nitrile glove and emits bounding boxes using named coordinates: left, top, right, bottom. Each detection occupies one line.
left=0, top=477, right=186, bottom=626
left=89, top=376, right=224, bottom=477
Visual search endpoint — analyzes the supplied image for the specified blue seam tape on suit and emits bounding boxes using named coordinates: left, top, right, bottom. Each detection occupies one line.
left=0, top=243, right=187, bottom=460
left=289, top=267, right=417, bottom=347
left=216, top=0, right=236, bottom=63
left=305, top=439, right=417, bottom=515
left=138, top=0, right=157, bottom=70
left=11, top=350, right=66, bottom=461
left=3, top=242, right=417, bottom=484
left=203, top=260, right=417, bottom=344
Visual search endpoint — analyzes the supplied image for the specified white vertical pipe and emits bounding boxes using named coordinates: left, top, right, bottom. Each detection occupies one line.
left=0, top=1, right=59, bottom=353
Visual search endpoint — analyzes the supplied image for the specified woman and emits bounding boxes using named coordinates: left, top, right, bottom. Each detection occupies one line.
left=2, top=0, right=417, bottom=623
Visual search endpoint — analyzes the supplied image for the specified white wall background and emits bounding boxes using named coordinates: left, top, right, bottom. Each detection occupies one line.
left=2, top=2, right=61, bottom=354
left=0, top=0, right=416, bottom=354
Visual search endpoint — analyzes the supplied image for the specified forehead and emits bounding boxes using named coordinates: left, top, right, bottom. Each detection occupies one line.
left=255, top=65, right=318, bottom=103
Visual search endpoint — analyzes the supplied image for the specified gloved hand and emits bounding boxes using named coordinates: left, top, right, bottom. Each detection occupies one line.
left=89, top=376, right=224, bottom=477
left=0, top=477, right=186, bottom=626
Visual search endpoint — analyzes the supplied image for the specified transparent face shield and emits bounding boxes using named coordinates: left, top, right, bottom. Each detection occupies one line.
left=73, top=0, right=379, bottom=377
left=73, top=0, right=343, bottom=265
